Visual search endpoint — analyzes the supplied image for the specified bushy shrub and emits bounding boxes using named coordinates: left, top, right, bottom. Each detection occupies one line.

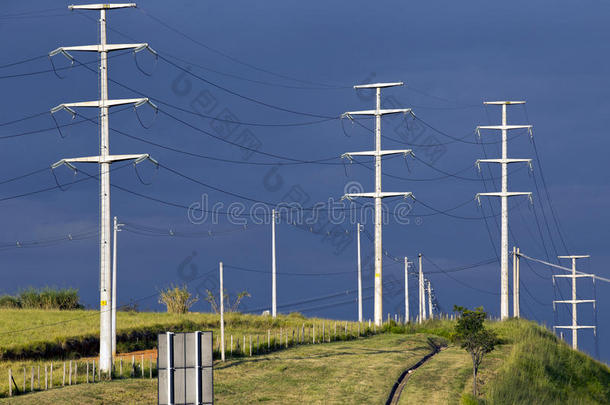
left=0, top=295, right=20, bottom=308
left=0, top=288, right=82, bottom=310
left=159, top=285, right=198, bottom=314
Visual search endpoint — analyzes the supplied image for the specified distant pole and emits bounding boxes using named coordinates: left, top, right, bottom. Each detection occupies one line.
left=357, top=223, right=363, bottom=323
left=476, top=101, right=532, bottom=320
left=404, top=257, right=409, bottom=323
left=516, top=247, right=520, bottom=317
left=272, top=209, right=277, bottom=318
left=219, top=261, right=225, bottom=362
left=427, top=280, right=433, bottom=319
left=554, top=255, right=594, bottom=351
left=418, top=254, right=423, bottom=323
left=512, top=246, right=517, bottom=317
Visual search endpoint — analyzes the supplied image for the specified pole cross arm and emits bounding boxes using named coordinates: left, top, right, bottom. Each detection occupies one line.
left=476, top=192, right=532, bottom=205
left=69, top=4, right=137, bottom=10
left=343, top=108, right=412, bottom=118
left=552, top=274, right=596, bottom=279
left=342, top=149, right=413, bottom=159
left=552, top=299, right=596, bottom=304
left=342, top=192, right=413, bottom=200
left=554, top=325, right=596, bottom=329
left=354, top=82, right=404, bottom=89
left=476, top=158, right=532, bottom=171
left=52, top=154, right=157, bottom=169
left=50, top=44, right=153, bottom=59
left=51, top=98, right=155, bottom=115
left=477, top=124, right=532, bottom=132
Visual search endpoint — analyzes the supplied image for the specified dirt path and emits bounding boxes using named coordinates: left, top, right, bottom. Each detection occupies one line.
left=386, top=338, right=444, bottom=405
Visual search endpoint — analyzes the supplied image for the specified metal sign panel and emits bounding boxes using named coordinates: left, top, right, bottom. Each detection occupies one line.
left=158, top=331, right=213, bottom=405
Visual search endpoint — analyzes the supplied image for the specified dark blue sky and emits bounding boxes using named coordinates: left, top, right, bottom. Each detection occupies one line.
left=1, top=1, right=608, bottom=362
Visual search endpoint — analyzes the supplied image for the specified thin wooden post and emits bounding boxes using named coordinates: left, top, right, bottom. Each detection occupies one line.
left=312, top=324, right=315, bottom=344
left=69, top=361, right=72, bottom=385
left=230, top=335, right=233, bottom=356
left=50, top=363, right=54, bottom=387
left=31, top=367, right=34, bottom=391
left=8, top=368, right=12, bottom=397
left=120, top=357, right=123, bottom=377
left=249, top=335, right=252, bottom=356
left=97, top=358, right=100, bottom=381
left=23, top=367, right=26, bottom=392
left=141, top=355, right=144, bottom=378
left=75, top=362, right=78, bottom=385
left=45, top=365, right=48, bottom=390
left=149, top=356, right=152, bottom=379
left=334, top=322, right=337, bottom=340
left=62, top=362, right=65, bottom=387
left=267, top=330, right=270, bottom=350
left=257, top=335, right=259, bottom=354
left=322, top=323, right=325, bottom=343
left=344, top=322, right=347, bottom=338
left=243, top=336, right=246, bottom=356
left=292, top=330, right=295, bottom=346
left=92, top=360, right=95, bottom=383
left=37, top=365, right=40, bottom=390
left=131, top=355, right=135, bottom=377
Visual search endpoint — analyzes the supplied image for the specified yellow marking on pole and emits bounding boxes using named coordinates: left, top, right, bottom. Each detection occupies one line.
left=101, top=300, right=107, bottom=306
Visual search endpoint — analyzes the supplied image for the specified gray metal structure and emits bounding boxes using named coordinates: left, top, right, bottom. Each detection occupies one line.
left=158, top=331, right=213, bottom=405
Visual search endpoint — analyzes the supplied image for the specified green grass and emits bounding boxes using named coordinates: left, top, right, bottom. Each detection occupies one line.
left=0, top=333, right=440, bottom=404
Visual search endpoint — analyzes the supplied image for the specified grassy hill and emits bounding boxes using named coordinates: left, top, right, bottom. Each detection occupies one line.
left=0, top=310, right=607, bottom=404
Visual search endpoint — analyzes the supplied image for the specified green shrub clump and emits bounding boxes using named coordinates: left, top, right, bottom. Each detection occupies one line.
left=0, top=287, right=82, bottom=310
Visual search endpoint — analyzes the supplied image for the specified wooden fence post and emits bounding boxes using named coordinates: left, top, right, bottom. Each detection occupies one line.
left=92, top=360, right=95, bottom=383
left=50, top=363, right=54, bottom=387
left=69, top=361, right=72, bottom=385
left=249, top=336, right=252, bottom=356
left=86, top=362, right=89, bottom=384
left=267, top=330, right=270, bottom=350
left=31, top=367, right=34, bottom=391
left=23, top=367, right=26, bottom=392
left=8, top=368, right=12, bottom=397
left=120, top=357, right=123, bottom=377
left=257, top=335, right=259, bottom=354
left=45, top=365, right=48, bottom=390
left=75, top=362, right=78, bottom=385
left=149, top=356, right=153, bottom=379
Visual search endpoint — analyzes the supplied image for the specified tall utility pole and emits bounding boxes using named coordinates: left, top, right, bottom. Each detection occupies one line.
left=554, top=255, right=595, bottom=350
left=512, top=246, right=520, bottom=317
left=427, top=280, right=433, bottom=320
left=476, top=101, right=532, bottom=320
left=341, top=82, right=413, bottom=326
left=418, top=254, right=424, bottom=323
left=111, top=216, right=123, bottom=357
left=357, top=224, right=363, bottom=323
left=404, top=257, right=409, bottom=323
left=49, top=3, right=157, bottom=374
left=271, top=209, right=277, bottom=318
left=219, top=262, right=225, bottom=362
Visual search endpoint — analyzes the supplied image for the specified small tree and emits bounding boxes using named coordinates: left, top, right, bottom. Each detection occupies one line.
left=205, top=289, right=251, bottom=313
left=159, top=285, right=198, bottom=314
left=452, top=305, right=497, bottom=397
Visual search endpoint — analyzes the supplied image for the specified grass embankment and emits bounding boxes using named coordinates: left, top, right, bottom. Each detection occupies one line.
left=399, top=318, right=610, bottom=405
left=0, top=309, right=369, bottom=360
left=0, top=333, right=443, bottom=405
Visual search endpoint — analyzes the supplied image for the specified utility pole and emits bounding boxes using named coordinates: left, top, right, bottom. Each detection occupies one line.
left=271, top=209, right=277, bottom=318
left=404, top=257, right=409, bottom=323
left=427, top=280, right=433, bottom=320
left=49, top=3, right=157, bottom=374
left=418, top=254, right=424, bottom=323
left=512, top=246, right=520, bottom=317
left=357, top=224, right=363, bottom=323
left=111, top=216, right=123, bottom=357
left=219, top=262, right=225, bottom=362
left=553, top=255, right=595, bottom=350
left=476, top=101, right=532, bottom=320
left=341, top=82, right=413, bottom=326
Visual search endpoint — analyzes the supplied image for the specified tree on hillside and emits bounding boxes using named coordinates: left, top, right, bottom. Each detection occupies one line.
left=452, top=305, right=497, bottom=397
left=205, top=289, right=251, bottom=313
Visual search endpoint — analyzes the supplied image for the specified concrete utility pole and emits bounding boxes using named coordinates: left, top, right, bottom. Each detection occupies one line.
left=404, top=257, right=409, bottom=323
left=357, top=223, right=363, bottom=323
left=476, top=101, right=532, bottom=320
left=341, top=82, right=413, bottom=326
left=418, top=254, right=424, bottom=323
left=271, top=209, right=277, bottom=318
left=512, top=246, right=520, bottom=317
left=111, top=216, right=123, bottom=356
left=49, top=3, right=157, bottom=374
left=427, top=280, right=433, bottom=320
left=553, top=255, right=595, bottom=350
left=219, top=262, right=225, bottom=362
